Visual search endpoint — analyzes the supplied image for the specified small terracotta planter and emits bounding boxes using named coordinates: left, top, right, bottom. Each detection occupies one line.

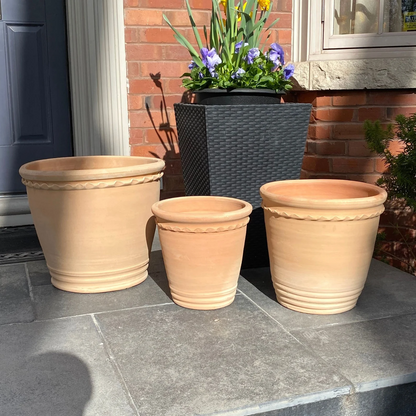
left=260, top=179, right=387, bottom=315
left=152, top=196, right=252, bottom=310
left=19, top=156, right=165, bottom=293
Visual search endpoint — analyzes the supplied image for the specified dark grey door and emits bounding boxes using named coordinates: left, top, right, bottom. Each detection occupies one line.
left=0, top=0, right=72, bottom=193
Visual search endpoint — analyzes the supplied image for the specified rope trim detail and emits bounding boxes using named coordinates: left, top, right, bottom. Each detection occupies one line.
left=262, top=205, right=385, bottom=221
left=22, top=172, right=163, bottom=190
left=156, top=217, right=250, bottom=233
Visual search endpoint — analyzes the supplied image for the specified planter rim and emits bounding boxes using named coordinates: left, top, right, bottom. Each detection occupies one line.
left=19, top=156, right=165, bottom=182
left=194, top=88, right=285, bottom=95
left=152, top=196, right=252, bottom=224
left=175, top=102, right=312, bottom=107
left=260, top=179, right=387, bottom=210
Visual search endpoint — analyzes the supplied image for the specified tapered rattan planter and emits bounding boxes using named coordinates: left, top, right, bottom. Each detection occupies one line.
left=174, top=102, right=312, bottom=268
left=19, top=156, right=165, bottom=293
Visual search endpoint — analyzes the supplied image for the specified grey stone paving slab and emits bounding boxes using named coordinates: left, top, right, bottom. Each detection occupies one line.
left=0, top=316, right=136, bottom=416
left=239, top=259, right=416, bottom=331
left=26, top=260, right=51, bottom=286
left=32, top=274, right=172, bottom=320
left=0, top=263, right=34, bottom=325
left=96, top=296, right=351, bottom=416
left=292, top=313, right=416, bottom=392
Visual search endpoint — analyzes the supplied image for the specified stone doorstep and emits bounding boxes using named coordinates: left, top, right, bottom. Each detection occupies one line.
left=0, top=251, right=416, bottom=415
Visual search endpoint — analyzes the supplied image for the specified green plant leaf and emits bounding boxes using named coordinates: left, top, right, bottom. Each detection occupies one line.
left=265, top=16, right=280, bottom=32
left=185, top=0, right=204, bottom=51
left=211, top=0, right=224, bottom=52
left=163, top=14, right=203, bottom=66
left=203, top=25, right=209, bottom=48
left=260, top=31, right=272, bottom=51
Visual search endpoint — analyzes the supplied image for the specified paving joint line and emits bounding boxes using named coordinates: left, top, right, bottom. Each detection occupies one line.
left=28, top=301, right=175, bottom=324
left=91, top=314, right=141, bottom=416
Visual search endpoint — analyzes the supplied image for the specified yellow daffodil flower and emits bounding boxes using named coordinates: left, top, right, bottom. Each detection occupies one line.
left=258, top=0, right=270, bottom=11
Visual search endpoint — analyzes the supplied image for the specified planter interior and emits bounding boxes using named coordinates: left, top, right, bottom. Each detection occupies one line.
left=261, top=179, right=387, bottom=315
left=20, top=155, right=164, bottom=181
left=153, top=196, right=252, bottom=310
left=20, top=156, right=165, bottom=293
left=152, top=196, right=251, bottom=222
left=261, top=180, right=385, bottom=205
left=191, top=88, right=285, bottom=105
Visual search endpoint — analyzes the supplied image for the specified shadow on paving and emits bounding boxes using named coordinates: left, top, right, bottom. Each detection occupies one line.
left=0, top=352, right=91, bottom=416
left=240, top=266, right=276, bottom=301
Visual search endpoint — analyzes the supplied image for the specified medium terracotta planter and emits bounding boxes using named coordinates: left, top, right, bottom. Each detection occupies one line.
left=260, top=179, right=387, bottom=315
left=19, top=156, right=165, bottom=293
left=152, top=196, right=252, bottom=310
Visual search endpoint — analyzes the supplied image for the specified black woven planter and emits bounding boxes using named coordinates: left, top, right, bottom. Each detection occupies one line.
left=174, top=102, right=312, bottom=268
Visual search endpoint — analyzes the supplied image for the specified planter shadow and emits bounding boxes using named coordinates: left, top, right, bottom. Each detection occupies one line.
left=240, top=266, right=277, bottom=301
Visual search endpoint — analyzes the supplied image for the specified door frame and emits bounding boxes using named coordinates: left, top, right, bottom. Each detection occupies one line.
left=1, top=0, right=129, bottom=226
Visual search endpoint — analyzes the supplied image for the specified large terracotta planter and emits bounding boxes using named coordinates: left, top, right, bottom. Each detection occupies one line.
left=19, top=156, right=165, bottom=293
left=260, top=179, right=387, bottom=315
left=152, top=196, right=252, bottom=310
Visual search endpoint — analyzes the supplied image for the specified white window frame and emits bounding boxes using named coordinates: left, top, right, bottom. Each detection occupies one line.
left=293, top=0, right=416, bottom=62
left=324, top=0, right=416, bottom=50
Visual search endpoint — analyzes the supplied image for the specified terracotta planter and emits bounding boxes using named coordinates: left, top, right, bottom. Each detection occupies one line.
left=19, top=156, right=165, bottom=293
left=152, top=196, right=252, bottom=310
left=260, top=179, right=387, bottom=315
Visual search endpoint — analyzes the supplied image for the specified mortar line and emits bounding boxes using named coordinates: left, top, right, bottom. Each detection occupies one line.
left=31, top=301, right=175, bottom=323
left=23, top=263, right=35, bottom=303
left=91, top=314, right=141, bottom=416
left=238, top=290, right=300, bottom=339
left=290, top=311, right=416, bottom=331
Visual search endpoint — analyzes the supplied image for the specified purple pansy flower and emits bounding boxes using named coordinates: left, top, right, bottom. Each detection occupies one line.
left=268, top=43, right=285, bottom=67
left=245, top=48, right=260, bottom=64
left=283, top=64, right=295, bottom=80
left=235, top=41, right=248, bottom=53
left=200, top=47, right=222, bottom=76
left=188, top=60, right=197, bottom=70
left=200, top=48, right=209, bottom=64
left=231, top=68, right=246, bottom=79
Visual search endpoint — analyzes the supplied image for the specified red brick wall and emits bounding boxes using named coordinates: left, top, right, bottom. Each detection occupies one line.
left=292, top=89, right=416, bottom=274
left=123, top=0, right=293, bottom=198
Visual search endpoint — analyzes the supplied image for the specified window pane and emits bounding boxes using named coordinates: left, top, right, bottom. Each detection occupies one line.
left=333, top=0, right=379, bottom=35
left=385, top=0, right=416, bottom=32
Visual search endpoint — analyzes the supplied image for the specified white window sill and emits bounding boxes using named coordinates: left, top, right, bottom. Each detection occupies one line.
left=293, top=57, right=416, bottom=91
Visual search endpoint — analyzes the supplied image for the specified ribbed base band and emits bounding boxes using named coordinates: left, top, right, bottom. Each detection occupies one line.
left=170, top=285, right=237, bottom=310
left=49, top=262, right=149, bottom=293
left=273, top=281, right=364, bottom=315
